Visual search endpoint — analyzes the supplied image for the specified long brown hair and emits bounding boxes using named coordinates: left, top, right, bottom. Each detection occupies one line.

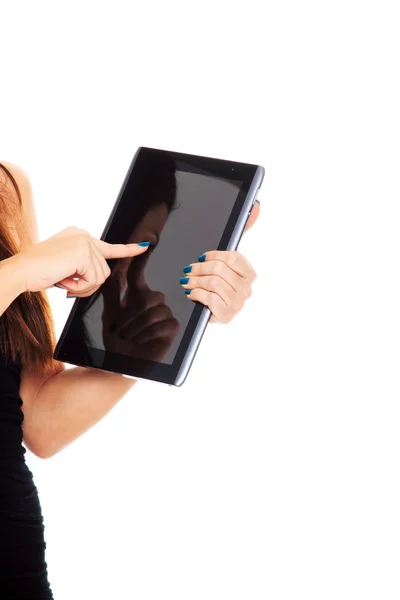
left=0, top=163, right=62, bottom=374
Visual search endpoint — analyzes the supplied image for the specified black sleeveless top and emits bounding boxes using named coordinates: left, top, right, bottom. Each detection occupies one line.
left=0, top=352, right=54, bottom=598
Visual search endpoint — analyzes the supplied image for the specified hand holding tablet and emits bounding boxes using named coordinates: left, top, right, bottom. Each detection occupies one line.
left=178, top=249, right=258, bottom=324
left=54, top=147, right=264, bottom=386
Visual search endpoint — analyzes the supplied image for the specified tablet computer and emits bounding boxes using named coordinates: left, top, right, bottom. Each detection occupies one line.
left=54, top=147, right=264, bottom=386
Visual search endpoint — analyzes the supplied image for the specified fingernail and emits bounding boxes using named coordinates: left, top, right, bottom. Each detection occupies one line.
left=183, top=265, right=192, bottom=273
left=138, top=241, right=150, bottom=246
left=185, top=290, right=191, bottom=295
left=54, top=283, right=62, bottom=289
left=198, top=253, right=206, bottom=262
left=180, top=277, right=189, bottom=284
left=255, top=199, right=260, bottom=205
left=67, top=295, right=77, bottom=299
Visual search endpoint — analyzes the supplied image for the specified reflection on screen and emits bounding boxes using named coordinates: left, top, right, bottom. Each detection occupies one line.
left=74, top=152, right=242, bottom=365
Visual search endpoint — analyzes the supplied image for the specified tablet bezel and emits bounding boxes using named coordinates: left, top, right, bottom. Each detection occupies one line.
left=54, top=147, right=264, bottom=385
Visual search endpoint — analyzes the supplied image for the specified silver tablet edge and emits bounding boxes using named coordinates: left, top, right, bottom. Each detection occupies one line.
left=173, top=165, right=265, bottom=387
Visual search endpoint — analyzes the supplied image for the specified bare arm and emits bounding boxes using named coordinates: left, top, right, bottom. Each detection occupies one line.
left=20, top=366, right=137, bottom=458
left=2, top=161, right=138, bottom=459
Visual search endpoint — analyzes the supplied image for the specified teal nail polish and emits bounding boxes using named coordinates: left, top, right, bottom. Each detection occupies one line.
left=67, top=295, right=77, bottom=299
left=138, top=241, right=150, bottom=246
left=185, top=289, right=191, bottom=295
left=198, top=253, right=206, bottom=262
left=180, top=277, right=189, bottom=284
left=255, top=199, right=260, bottom=205
left=183, top=265, right=192, bottom=273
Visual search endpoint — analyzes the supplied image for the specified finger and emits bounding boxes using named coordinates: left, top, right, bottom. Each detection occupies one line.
left=55, top=276, right=79, bottom=290
left=85, top=240, right=114, bottom=302
left=90, top=238, right=112, bottom=281
left=60, top=244, right=111, bottom=297
left=61, top=256, right=100, bottom=296
left=64, top=249, right=104, bottom=297
left=58, top=268, right=94, bottom=294
left=93, top=239, right=150, bottom=260
left=244, top=199, right=260, bottom=233
left=180, top=274, right=235, bottom=306
left=55, top=271, right=80, bottom=288
left=193, top=250, right=256, bottom=281
left=87, top=246, right=107, bottom=289
left=184, top=288, right=234, bottom=323
left=180, top=260, right=244, bottom=293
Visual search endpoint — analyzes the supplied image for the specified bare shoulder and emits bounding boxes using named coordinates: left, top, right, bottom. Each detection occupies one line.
left=0, top=161, right=38, bottom=244
left=0, top=161, right=32, bottom=196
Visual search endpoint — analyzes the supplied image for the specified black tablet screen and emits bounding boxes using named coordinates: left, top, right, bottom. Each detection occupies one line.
left=73, top=148, right=243, bottom=366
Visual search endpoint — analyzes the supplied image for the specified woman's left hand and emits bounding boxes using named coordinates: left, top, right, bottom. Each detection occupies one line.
left=180, top=199, right=260, bottom=323
left=180, top=249, right=257, bottom=323
left=180, top=200, right=260, bottom=323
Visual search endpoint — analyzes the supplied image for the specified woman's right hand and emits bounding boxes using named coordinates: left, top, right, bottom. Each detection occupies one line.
left=15, top=226, right=150, bottom=297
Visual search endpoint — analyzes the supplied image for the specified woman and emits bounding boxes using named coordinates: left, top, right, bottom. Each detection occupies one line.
left=0, top=160, right=260, bottom=598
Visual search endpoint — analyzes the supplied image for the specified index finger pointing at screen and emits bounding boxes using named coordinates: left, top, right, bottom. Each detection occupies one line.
left=93, top=239, right=151, bottom=260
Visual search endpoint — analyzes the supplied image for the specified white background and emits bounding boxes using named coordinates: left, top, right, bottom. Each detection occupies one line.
left=1, top=1, right=400, bottom=599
